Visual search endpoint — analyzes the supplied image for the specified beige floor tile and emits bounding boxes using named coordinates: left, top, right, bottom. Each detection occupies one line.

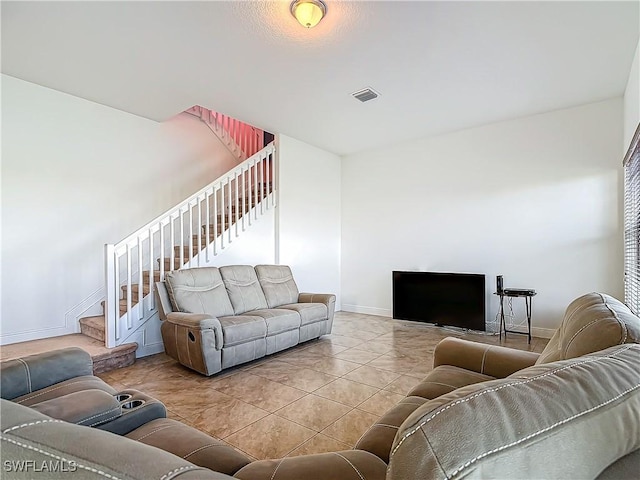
left=248, top=362, right=337, bottom=392
left=352, top=341, right=395, bottom=355
left=105, top=361, right=189, bottom=386
left=275, top=394, right=352, bottom=431
left=383, top=375, right=423, bottom=396
left=224, top=414, right=315, bottom=460
left=321, top=334, right=364, bottom=348
left=313, top=378, right=379, bottom=407
left=189, top=398, right=269, bottom=439
left=212, top=373, right=306, bottom=412
left=287, top=434, right=351, bottom=457
left=321, top=409, right=380, bottom=446
left=288, top=356, right=362, bottom=376
left=357, top=390, right=405, bottom=416
left=342, top=365, right=401, bottom=388
left=367, top=354, right=417, bottom=374
left=332, top=348, right=382, bottom=364
left=302, top=342, right=350, bottom=356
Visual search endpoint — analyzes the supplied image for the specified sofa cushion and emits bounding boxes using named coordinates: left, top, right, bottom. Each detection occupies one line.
left=220, top=265, right=268, bottom=314
left=255, top=265, right=300, bottom=308
left=127, top=418, right=251, bottom=475
left=247, top=309, right=301, bottom=336
left=0, top=347, right=94, bottom=401
left=235, top=450, right=387, bottom=480
left=12, top=375, right=117, bottom=407
left=537, top=292, right=640, bottom=364
left=279, top=303, right=327, bottom=325
left=165, top=267, right=234, bottom=318
left=388, top=344, right=640, bottom=480
left=218, top=315, right=267, bottom=347
left=407, top=365, right=495, bottom=400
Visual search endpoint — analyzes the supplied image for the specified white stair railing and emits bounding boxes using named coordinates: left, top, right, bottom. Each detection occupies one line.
left=185, top=106, right=264, bottom=161
left=104, top=143, right=276, bottom=348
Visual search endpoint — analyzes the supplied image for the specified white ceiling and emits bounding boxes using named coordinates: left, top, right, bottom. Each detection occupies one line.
left=2, top=1, right=638, bottom=155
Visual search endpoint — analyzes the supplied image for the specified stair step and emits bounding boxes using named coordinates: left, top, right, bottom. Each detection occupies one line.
left=0, top=334, right=137, bottom=375
left=119, top=299, right=138, bottom=316
left=173, top=245, right=204, bottom=258
left=121, top=284, right=150, bottom=296
left=160, top=257, right=189, bottom=271
left=79, top=315, right=106, bottom=342
left=143, top=271, right=161, bottom=283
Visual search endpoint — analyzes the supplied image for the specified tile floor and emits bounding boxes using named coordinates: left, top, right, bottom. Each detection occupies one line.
left=97, top=312, right=549, bottom=461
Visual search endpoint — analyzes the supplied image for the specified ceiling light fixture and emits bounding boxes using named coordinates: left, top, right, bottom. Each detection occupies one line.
left=290, top=0, right=327, bottom=28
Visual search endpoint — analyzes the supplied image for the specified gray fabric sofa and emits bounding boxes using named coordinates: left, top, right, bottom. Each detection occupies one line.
left=155, top=265, right=336, bottom=375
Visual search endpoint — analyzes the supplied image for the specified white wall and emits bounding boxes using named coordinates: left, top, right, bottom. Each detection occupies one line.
left=624, top=39, right=639, bottom=149
left=277, top=135, right=341, bottom=307
left=341, top=99, right=623, bottom=336
left=199, top=208, right=276, bottom=268
left=1, top=75, right=241, bottom=344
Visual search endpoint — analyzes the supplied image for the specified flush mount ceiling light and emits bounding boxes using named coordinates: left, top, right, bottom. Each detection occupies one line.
left=290, top=0, right=327, bottom=28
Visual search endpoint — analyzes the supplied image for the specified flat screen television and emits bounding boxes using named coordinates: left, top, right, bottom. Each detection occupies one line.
left=393, top=271, right=486, bottom=331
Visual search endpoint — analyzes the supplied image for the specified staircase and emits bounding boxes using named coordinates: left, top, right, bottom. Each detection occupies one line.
left=78, top=108, right=275, bottom=363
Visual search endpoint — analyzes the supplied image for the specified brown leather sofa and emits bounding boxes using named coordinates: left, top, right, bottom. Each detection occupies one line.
left=155, top=265, right=336, bottom=375
left=356, top=292, right=640, bottom=464
left=2, top=292, right=639, bottom=479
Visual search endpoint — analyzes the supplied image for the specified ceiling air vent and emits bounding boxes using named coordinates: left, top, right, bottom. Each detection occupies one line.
left=351, top=87, right=380, bottom=103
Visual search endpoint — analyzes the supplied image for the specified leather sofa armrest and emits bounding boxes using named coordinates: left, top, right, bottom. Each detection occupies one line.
left=0, top=347, right=94, bottom=401
left=433, top=337, right=540, bottom=378
left=235, top=450, right=387, bottom=480
left=166, top=312, right=223, bottom=350
left=30, top=389, right=121, bottom=427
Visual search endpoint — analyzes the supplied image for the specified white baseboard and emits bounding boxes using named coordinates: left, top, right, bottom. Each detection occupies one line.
left=339, top=305, right=555, bottom=339
left=341, top=304, right=392, bottom=317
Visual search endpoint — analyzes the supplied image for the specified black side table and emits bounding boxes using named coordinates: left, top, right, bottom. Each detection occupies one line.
left=495, top=290, right=537, bottom=344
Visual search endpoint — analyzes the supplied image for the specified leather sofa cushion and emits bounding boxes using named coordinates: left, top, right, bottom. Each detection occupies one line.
left=247, top=309, right=301, bottom=336
left=235, top=450, right=387, bottom=480
left=389, top=344, right=640, bottom=480
left=127, top=418, right=251, bottom=475
left=29, top=389, right=121, bottom=427
left=537, top=292, right=640, bottom=364
left=1, top=347, right=94, bottom=401
left=407, top=365, right=495, bottom=399
left=165, top=267, right=234, bottom=318
left=220, top=265, right=268, bottom=314
left=1, top=399, right=233, bottom=479
left=255, top=265, right=300, bottom=308
left=12, top=375, right=116, bottom=407
left=355, top=396, right=428, bottom=463
left=279, top=303, right=327, bottom=325
left=218, top=315, right=267, bottom=347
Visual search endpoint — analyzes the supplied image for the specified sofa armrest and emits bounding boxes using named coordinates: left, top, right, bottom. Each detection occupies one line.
left=433, top=337, right=540, bottom=378
left=298, top=293, right=336, bottom=305
left=0, top=347, right=93, bottom=401
left=166, top=312, right=223, bottom=350
left=299, top=293, right=337, bottom=324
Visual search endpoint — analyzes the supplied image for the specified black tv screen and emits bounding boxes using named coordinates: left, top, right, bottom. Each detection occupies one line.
left=393, top=271, right=486, bottom=331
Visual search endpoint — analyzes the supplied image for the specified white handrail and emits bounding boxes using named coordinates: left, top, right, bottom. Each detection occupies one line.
left=185, top=106, right=264, bottom=161
left=104, top=142, right=276, bottom=348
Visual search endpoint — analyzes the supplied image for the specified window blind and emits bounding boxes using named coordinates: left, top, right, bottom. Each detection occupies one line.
left=624, top=124, right=640, bottom=314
